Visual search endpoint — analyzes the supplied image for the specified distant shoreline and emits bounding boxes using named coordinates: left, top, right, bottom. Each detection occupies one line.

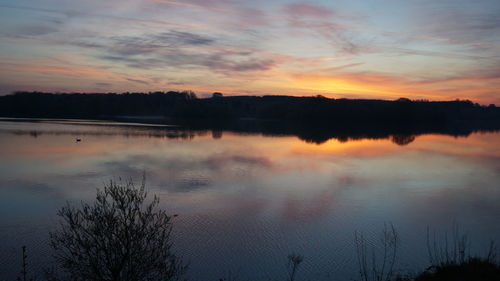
left=1, top=91, right=499, bottom=123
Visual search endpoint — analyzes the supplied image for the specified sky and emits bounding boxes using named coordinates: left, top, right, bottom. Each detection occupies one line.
left=0, top=0, right=499, bottom=104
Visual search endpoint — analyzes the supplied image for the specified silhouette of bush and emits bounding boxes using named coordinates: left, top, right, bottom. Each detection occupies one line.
left=286, top=253, right=304, bottom=281
left=420, top=223, right=500, bottom=281
left=414, top=258, right=500, bottom=281
left=48, top=178, right=186, bottom=281
left=355, top=223, right=399, bottom=281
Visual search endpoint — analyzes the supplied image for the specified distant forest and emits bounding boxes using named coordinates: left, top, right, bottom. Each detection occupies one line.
left=1, top=91, right=499, bottom=124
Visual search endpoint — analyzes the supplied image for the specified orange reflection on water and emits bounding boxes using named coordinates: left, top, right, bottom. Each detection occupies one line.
left=288, top=138, right=398, bottom=158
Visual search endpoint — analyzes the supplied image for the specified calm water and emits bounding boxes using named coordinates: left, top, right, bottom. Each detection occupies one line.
left=0, top=119, right=499, bottom=280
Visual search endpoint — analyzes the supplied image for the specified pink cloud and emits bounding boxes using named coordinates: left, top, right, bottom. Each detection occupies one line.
left=285, top=3, right=334, bottom=18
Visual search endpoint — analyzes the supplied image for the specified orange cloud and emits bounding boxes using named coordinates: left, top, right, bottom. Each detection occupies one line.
left=284, top=68, right=500, bottom=104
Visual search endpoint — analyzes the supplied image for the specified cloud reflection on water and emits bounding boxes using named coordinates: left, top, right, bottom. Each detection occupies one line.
left=0, top=120, right=499, bottom=280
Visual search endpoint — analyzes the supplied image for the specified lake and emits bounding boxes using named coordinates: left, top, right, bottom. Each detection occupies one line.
left=0, top=118, right=499, bottom=280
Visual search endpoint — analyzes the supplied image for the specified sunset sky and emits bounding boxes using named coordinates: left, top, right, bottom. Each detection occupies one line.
left=0, top=0, right=499, bottom=104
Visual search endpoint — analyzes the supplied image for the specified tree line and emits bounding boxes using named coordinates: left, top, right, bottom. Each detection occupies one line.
left=0, top=91, right=499, bottom=125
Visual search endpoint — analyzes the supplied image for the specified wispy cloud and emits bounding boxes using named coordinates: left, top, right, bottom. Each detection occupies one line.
left=73, top=29, right=279, bottom=74
left=408, top=1, right=500, bottom=44
left=100, top=51, right=276, bottom=73
left=284, top=3, right=334, bottom=18
left=0, top=3, right=199, bottom=28
left=105, top=31, right=215, bottom=56
left=126, top=78, right=149, bottom=85
left=1, top=0, right=499, bottom=104
left=153, top=0, right=233, bottom=13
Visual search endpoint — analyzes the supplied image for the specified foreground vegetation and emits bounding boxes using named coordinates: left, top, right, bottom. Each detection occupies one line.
left=15, top=179, right=500, bottom=281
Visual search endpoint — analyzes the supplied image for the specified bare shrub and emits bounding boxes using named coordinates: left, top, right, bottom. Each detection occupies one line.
left=48, top=178, right=186, bottom=281
left=355, top=223, right=399, bottom=281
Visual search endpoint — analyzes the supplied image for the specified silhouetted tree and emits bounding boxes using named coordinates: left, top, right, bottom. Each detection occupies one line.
left=48, top=178, right=186, bottom=281
left=212, top=92, right=223, bottom=98
left=395, top=97, right=412, bottom=103
left=181, top=90, right=197, bottom=100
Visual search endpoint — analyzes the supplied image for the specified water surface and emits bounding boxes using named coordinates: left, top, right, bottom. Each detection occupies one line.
left=0, top=119, right=499, bottom=280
